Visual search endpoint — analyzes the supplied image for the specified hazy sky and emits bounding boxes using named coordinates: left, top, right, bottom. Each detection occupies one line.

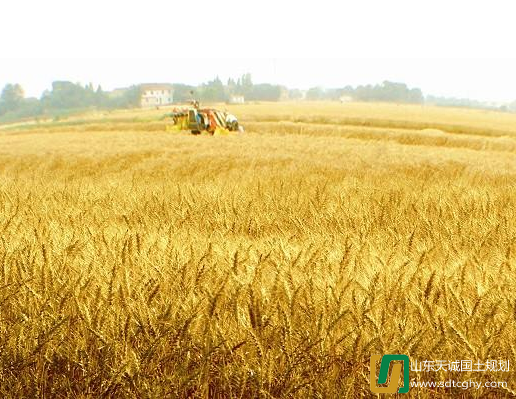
left=2, top=1, right=516, bottom=102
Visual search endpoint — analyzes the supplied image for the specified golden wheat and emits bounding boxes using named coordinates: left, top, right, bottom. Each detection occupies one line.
left=0, top=102, right=515, bottom=397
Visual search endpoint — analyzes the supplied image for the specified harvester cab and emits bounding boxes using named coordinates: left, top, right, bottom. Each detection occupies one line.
left=188, top=109, right=203, bottom=135
left=186, top=106, right=242, bottom=135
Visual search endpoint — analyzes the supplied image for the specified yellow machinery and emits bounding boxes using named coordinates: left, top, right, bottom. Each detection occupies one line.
left=165, top=104, right=242, bottom=135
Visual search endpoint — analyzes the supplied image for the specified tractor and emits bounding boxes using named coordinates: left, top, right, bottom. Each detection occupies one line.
left=166, top=101, right=243, bottom=135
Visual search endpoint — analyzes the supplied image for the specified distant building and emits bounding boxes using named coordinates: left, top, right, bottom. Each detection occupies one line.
left=140, top=84, right=174, bottom=107
left=229, top=95, right=245, bottom=104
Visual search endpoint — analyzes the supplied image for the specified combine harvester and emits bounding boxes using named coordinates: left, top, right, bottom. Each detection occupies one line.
left=166, top=100, right=244, bottom=136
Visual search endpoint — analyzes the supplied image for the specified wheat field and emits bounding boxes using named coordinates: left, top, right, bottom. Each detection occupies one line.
left=1, top=102, right=516, bottom=397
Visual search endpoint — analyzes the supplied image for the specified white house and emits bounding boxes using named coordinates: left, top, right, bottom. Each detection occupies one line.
left=229, top=95, right=245, bottom=104
left=140, top=84, right=174, bottom=107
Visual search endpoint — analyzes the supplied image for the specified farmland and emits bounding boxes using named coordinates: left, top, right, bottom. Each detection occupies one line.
left=1, top=102, right=516, bottom=397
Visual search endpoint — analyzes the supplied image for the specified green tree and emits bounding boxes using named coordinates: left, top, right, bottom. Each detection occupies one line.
left=288, top=89, right=303, bottom=100
left=41, top=81, right=86, bottom=109
left=248, top=84, right=282, bottom=101
left=108, top=85, right=142, bottom=108
left=172, top=84, right=196, bottom=103
left=408, top=88, right=424, bottom=104
left=0, top=84, right=24, bottom=115
left=239, top=73, right=253, bottom=97
left=352, top=81, right=423, bottom=104
left=306, top=87, right=324, bottom=101
left=200, top=77, right=226, bottom=102
left=95, top=85, right=107, bottom=107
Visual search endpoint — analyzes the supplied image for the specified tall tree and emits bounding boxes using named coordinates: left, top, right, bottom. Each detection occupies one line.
left=306, top=87, right=324, bottom=101
left=240, top=73, right=253, bottom=97
left=0, top=84, right=24, bottom=114
left=200, top=77, right=226, bottom=102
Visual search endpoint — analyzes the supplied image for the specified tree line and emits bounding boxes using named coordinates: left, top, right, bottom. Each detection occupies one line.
left=303, top=81, right=424, bottom=103
left=0, top=82, right=142, bottom=122
left=173, top=74, right=285, bottom=103
left=0, top=74, right=287, bottom=121
left=2, top=75, right=512, bottom=122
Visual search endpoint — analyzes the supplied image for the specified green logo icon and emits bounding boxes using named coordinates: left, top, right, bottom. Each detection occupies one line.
left=370, top=354, right=410, bottom=394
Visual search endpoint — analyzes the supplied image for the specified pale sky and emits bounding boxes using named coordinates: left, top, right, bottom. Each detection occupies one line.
left=1, top=1, right=516, bottom=102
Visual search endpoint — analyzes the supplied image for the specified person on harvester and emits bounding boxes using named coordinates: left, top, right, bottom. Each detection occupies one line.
left=225, top=113, right=239, bottom=131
